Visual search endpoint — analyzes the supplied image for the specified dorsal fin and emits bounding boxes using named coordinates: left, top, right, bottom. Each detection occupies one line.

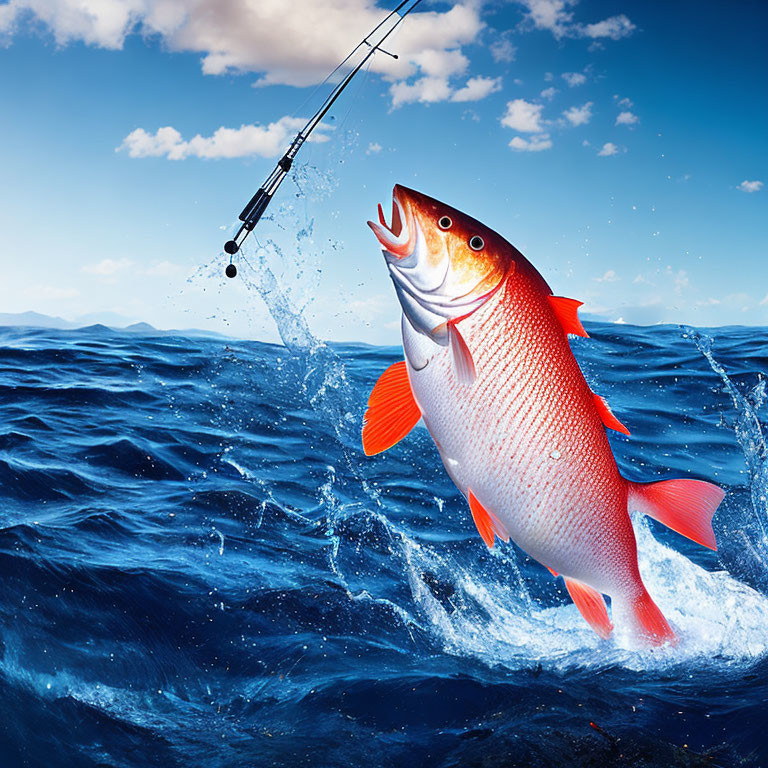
left=362, top=361, right=421, bottom=456
left=548, top=295, right=589, bottom=338
left=592, top=392, right=631, bottom=436
left=468, top=489, right=510, bottom=549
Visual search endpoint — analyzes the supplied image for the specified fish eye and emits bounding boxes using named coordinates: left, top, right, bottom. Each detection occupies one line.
left=438, top=216, right=452, bottom=230
left=469, top=235, right=484, bottom=251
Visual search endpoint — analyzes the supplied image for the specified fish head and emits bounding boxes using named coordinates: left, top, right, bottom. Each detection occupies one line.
left=368, top=184, right=517, bottom=340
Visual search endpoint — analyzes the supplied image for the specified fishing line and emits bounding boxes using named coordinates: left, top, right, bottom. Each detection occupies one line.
left=222, top=0, right=424, bottom=277
left=334, top=49, right=377, bottom=138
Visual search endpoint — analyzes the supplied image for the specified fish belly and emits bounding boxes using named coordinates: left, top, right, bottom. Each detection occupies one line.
left=401, top=303, right=639, bottom=598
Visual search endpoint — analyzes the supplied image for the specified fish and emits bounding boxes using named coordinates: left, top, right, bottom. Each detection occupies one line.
left=363, top=184, right=725, bottom=646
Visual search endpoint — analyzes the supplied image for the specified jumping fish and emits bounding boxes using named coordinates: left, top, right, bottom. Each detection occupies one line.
left=364, top=184, right=724, bottom=645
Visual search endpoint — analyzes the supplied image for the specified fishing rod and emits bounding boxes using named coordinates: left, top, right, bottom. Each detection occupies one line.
left=223, top=0, right=424, bottom=278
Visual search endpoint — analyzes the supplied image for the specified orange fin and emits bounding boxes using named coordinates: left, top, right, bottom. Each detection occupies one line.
left=468, top=489, right=509, bottom=549
left=628, top=478, right=724, bottom=550
left=548, top=295, right=589, bottom=338
left=592, top=392, right=631, bottom=436
left=563, top=578, right=613, bottom=639
left=630, top=589, right=676, bottom=646
left=362, top=361, right=421, bottom=456
left=547, top=567, right=559, bottom=577
left=448, top=320, right=476, bottom=386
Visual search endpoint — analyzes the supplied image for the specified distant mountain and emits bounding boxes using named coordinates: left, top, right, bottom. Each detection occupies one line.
left=124, top=322, right=160, bottom=334
left=0, top=312, right=225, bottom=338
left=0, top=311, right=76, bottom=329
left=74, top=311, right=141, bottom=328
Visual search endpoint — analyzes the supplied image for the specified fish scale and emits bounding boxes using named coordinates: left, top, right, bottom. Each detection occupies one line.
left=407, top=269, right=636, bottom=598
left=364, top=184, right=724, bottom=644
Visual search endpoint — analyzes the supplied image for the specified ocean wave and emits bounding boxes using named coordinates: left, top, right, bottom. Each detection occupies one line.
left=0, top=321, right=766, bottom=766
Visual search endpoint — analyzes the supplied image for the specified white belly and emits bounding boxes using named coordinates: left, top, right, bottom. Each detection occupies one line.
left=400, top=314, right=627, bottom=594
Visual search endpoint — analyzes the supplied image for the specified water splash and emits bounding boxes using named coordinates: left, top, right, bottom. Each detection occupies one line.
left=685, top=326, right=768, bottom=581
left=204, top=169, right=768, bottom=674
left=218, top=162, right=388, bottom=604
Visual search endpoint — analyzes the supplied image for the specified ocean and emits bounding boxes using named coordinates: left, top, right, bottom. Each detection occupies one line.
left=0, top=318, right=766, bottom=767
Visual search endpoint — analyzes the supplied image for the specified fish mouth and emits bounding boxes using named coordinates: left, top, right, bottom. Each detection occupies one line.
left=367, top=185, right=416, bottom=259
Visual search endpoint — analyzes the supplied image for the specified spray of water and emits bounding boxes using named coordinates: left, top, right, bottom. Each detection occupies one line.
left=684, top=327, right=768, bottom=581
left=216, top=161, right=399, bottom=616
left=204, top=164, right=768, bottom=672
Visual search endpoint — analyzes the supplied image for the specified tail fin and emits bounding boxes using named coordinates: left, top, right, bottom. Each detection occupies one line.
left=631, top=589, right=676, bottom=646
left=628, top=478, right=724, bottom=551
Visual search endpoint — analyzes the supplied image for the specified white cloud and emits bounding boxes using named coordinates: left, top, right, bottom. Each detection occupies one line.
left=540, top=86, right=557, bottom=100
left=518, top=0, right=574, bottom=38
left=501, top=98, right=545, bottom=132
left=117, top=117, right=330, bottom=160
left=82, top=258, right=135, bottom=276
left=594, top=269, right=619, bottom=282
left=409, top=47, right=469, bottom=79
left=562, top=71, right=586, bottom=87
left=509, top=133, right=552, bottom=152
left=615, top=96, right=634, bottom=108
left=581, top=15, right=635, bottom=40
left=597, top=142, right=619, bottom=156
left=390, top=70, right=501, bottom=109
left=490, top=35, right=516, bottom=63
left=0, top=0, right=144, bottom=48
left=389, top=76, right=452, bottom=108
left=616, top=110, right=639, bottom=126
left=451, top=75, right=502, bottom=102
left=366, top=142, right=382, bottom=154
left=517, top=1, right=634, bottom=41
left=563, top=101, right=592, bottom=126
left=737, top=180, right=763, bottom=193
left=0, top=0, right=485, bottom=106
left=117, top=126, right=183, bottom=158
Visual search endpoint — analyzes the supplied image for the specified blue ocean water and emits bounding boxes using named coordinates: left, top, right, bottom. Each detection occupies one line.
left=1, top=318, right=767, bottom=767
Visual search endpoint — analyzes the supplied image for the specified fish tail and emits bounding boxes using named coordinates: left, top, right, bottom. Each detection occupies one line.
left=627, top=587, right=676, bottom=646
left=627, top=478, right=723, bottom=550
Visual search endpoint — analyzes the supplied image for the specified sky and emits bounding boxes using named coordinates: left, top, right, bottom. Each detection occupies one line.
left=0, top=0, right=766, bottom=344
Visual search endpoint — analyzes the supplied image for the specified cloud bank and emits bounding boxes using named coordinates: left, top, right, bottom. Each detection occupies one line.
left=0, top=0, right=491, bottom=101
left=117, top=118, right=332, bottom=160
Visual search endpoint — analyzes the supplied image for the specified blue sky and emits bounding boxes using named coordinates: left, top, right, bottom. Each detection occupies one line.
left=0, top=0, right=766, bottom=343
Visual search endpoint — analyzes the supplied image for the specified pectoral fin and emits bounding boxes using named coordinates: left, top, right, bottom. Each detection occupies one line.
left=468, top=489, right=510, bottom=549
left=362, top=361, right=421, bottom=456
left=448, top=320, right=476, bottom=386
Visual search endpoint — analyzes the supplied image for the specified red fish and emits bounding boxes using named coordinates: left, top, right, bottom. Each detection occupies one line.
left=363, top=184, right=724, bottom=645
